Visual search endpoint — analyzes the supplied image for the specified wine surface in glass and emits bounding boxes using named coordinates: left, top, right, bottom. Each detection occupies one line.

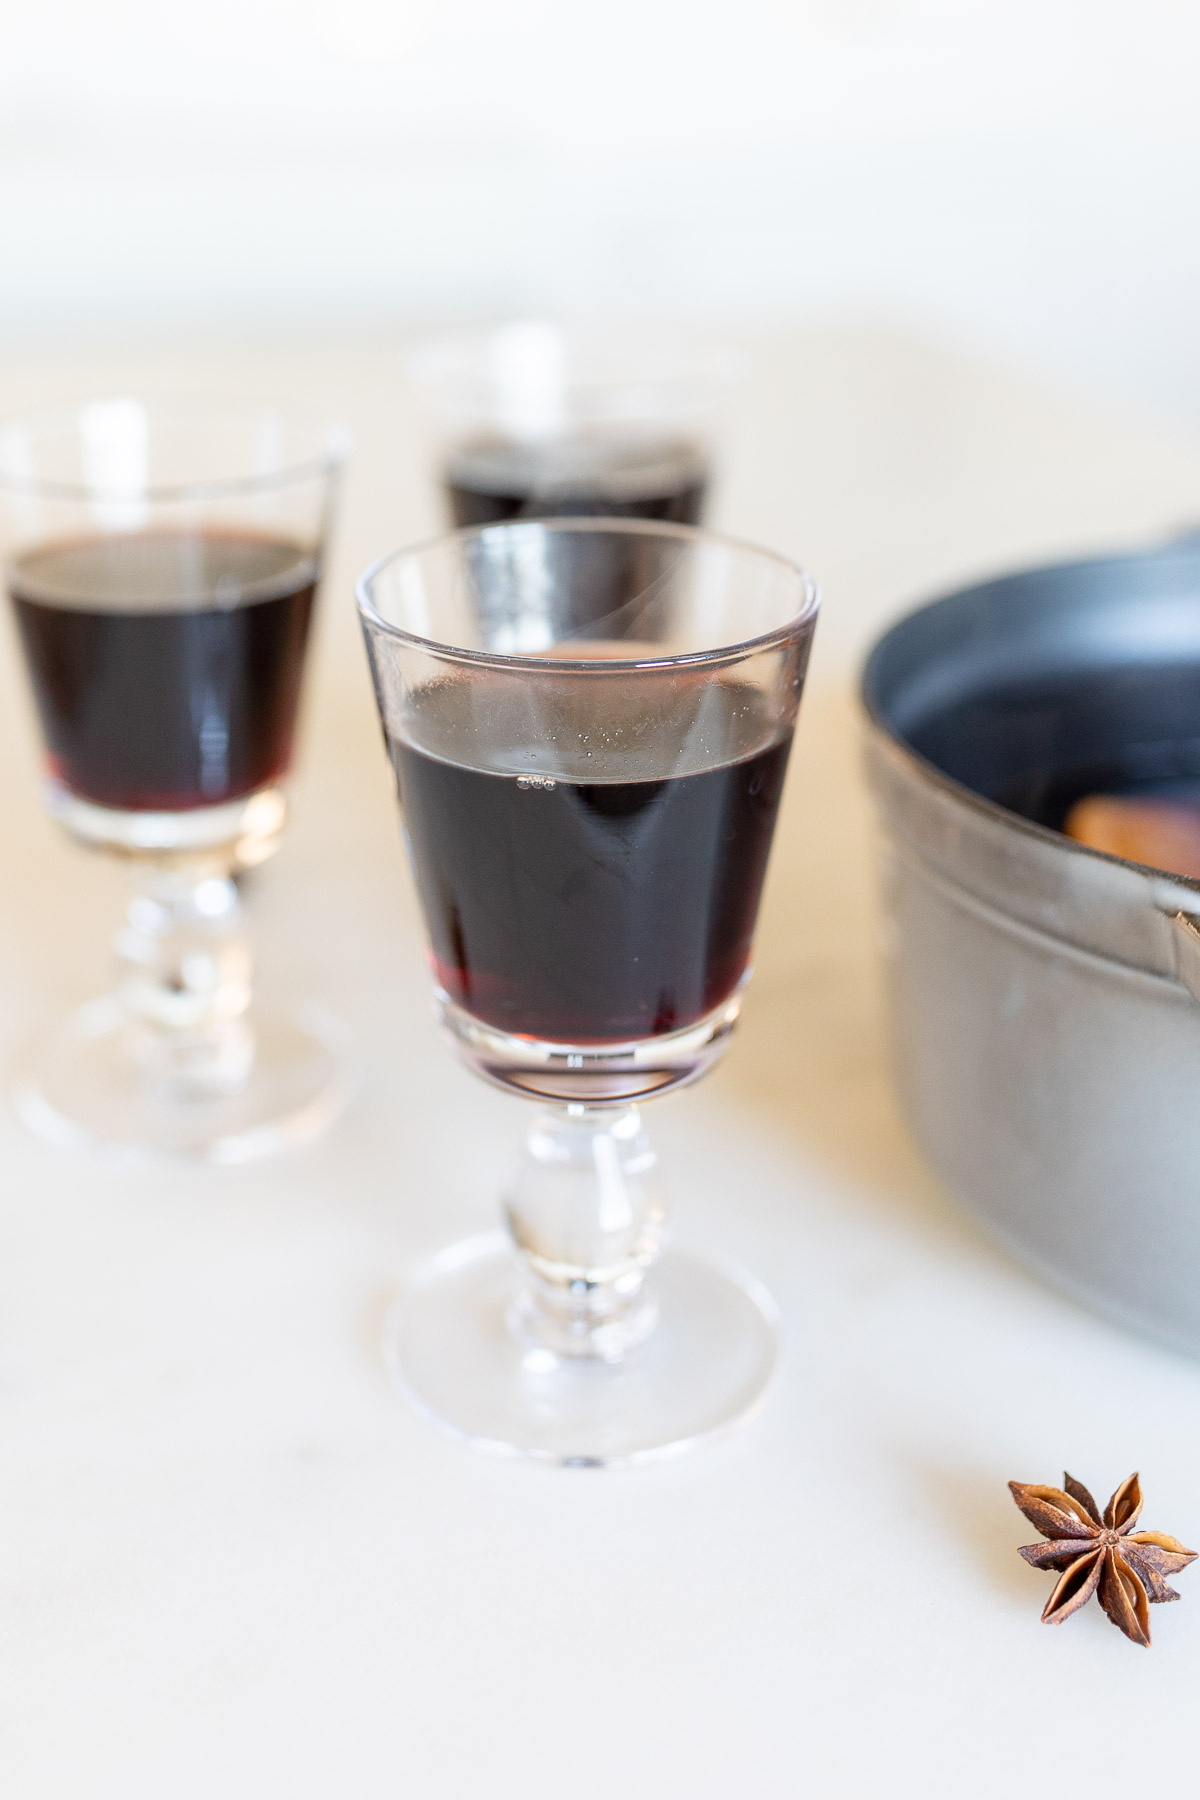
left=391, top=678, right=792, bottom=1044
left=445, top=436, right=707, bottom=527
left=9, top=530, right=317, bottom=812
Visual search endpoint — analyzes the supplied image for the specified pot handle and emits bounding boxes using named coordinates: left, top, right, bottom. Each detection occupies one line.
left=1172, top=912, right=1200, bottom=1003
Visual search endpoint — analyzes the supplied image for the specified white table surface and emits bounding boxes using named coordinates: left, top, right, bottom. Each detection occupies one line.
left=4, top=328, right=1200, bottom=1799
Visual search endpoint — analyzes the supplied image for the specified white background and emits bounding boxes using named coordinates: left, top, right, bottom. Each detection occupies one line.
left=3, top=0, right=1200, bottom=426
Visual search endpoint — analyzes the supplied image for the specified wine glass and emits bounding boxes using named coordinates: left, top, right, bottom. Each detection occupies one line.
left=358, top=518, right=817, bottom=1464
left=0, top=397, right=349, bottom=1161
left=406, top=319, right=738, bottom=529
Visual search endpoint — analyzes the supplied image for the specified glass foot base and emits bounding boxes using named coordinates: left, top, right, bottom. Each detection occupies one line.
left=13, top=998, right=348, bottom=1163
left=385, top=1232, right=779, bottom=1467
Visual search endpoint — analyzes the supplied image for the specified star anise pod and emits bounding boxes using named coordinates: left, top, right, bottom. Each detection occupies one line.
left=1009, top=1472, right=1196, bottom=1646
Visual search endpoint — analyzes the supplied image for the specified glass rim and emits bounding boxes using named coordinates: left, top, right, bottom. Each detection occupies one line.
left=0, top=397, right=352, bottom=505
left=355, top=517, right=819, bottom=674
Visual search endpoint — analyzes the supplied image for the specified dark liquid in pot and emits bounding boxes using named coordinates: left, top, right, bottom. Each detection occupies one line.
left=903, top=662, right=1200, bottom=832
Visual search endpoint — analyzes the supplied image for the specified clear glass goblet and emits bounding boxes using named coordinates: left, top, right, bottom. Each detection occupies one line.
left=406, top=318, right=738, bottom=529
left=0, top=398, right=349, bottom=1162
left=359, top=518, right=817, bottom=1464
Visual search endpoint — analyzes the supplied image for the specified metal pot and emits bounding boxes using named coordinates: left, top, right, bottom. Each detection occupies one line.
left=861, top=541, right=1200, bottom=1355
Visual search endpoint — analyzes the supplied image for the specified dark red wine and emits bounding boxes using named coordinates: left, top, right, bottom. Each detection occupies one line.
left=9, top=530, right=318, bottom=812
left=390, top=680, right=791, bottom=1044
left=445, top=435, right=707, bottom=528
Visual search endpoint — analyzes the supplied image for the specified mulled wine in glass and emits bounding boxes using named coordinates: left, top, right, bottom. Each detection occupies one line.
left=406, top=320, right=735, bottom=529
left=359, top=519, right=817, bottom=1463
left=1, top=399, right=348, bottom=1160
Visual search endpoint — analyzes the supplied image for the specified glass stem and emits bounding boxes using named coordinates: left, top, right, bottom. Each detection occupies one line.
left=503, top=1105, right=667, bottom=1361
left=114, top=860, right=255, bottom=1098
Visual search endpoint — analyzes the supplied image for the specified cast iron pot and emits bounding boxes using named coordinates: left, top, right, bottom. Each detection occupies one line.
left=861, top=539, right=1200, bottom=1355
